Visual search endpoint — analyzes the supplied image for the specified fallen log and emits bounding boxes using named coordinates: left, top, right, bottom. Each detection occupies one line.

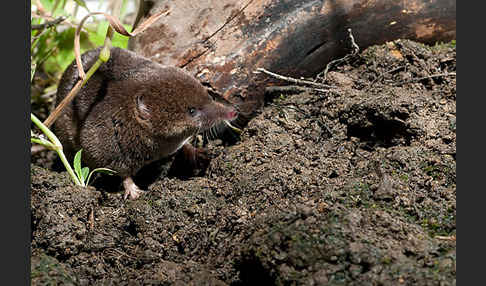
left=128, top=0, right=456, bottom=105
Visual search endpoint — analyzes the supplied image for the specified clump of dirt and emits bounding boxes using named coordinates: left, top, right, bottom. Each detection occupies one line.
left=31, top=39, right=456, bottom=285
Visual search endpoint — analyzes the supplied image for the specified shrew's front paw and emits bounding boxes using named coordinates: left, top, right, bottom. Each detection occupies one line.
left=123, top=177, right=145, bottom=200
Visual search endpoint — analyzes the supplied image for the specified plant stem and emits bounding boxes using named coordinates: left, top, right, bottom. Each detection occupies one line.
left=43, top=55, right=105, bottom=128
left=42, top=2, right=120, bottom=128
left=31, top=113, right=82, bottom=186
left=51, top=0, right=61, bottom=15
left=31, top=137, right=56, bottom=149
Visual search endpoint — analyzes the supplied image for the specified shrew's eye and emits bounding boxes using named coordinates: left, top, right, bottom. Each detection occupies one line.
left=188, top=107, right=196, bottom=116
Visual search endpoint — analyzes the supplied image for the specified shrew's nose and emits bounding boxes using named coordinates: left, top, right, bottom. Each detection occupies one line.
left=227, top=109, right=238, bottom=120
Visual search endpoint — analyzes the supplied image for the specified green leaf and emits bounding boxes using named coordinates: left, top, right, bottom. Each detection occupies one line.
left=31, top=62, right=37, bottom=82
left=73, top=149, right=83, bottom=181
left=81, top=167, right=90, bottom=182
left=73, top=0, right=88, bottom=9
left=87, top=21, right=131, bottom=49
left=41, top=27, right=95, bottom=75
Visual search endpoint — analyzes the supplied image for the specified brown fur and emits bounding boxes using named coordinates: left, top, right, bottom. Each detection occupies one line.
left=54, top=47, right=236, bottom=179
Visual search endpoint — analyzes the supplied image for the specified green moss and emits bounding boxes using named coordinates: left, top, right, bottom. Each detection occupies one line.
left=433, top=39, right=456, bottom=50
left=226, top=162, right=233, bottom=170
left=382, top=256, right=392, bottom=265
left=31, top=254, right=78, bottom=285
left=420, top=162, right=455, bottom=185
left=399, top=173, right=409, bottom=182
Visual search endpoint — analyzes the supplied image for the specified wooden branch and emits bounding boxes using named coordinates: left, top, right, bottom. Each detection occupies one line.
left=129, top=0, right=456, bottom=103
left=31, top=16, right=66, bottom=30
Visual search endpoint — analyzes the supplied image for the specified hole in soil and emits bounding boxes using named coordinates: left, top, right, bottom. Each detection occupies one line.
left=442, top=137, right=453, bottom=144
left=176, top=243, right=185, bottom=254
left=346, top=113, right=415, bottom=148
left=124, top=221, right=138, bottom=237
left=329, top=170, right=339, bottom=178
left=91, top=174, right=122, bottom=193
left=360, top=261, right=372, bottom=273
left=403, top=249, right=416, bottom=257
left=134, top=158, right=173, bottom=189
left=167, top=149, right=208, bottom=180
left=233, top=255, right=275, bottom=286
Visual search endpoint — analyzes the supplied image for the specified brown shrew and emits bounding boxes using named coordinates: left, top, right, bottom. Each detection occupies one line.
left=53, top=47, right=238, bottom=199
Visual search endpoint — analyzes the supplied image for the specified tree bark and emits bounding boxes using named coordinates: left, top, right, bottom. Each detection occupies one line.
left=128, top=0, right=456, bottom=103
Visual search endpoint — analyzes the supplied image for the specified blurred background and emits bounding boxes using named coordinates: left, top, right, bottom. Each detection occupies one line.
left=31, top=0, right=138, bottom=120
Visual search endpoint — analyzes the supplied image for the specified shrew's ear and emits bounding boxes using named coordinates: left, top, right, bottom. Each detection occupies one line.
left=135, top=94, right=151, bottom=121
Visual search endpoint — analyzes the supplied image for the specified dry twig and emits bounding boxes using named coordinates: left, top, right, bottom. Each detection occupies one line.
left=31, top=16, right=66, bottom=30
left=31, top=11, right=78, bottom=30
left=435, top=235, right=456, bottom=241
left=265, top=85, right=329, bottom=94
left=316, top=28, right=360, bottom=82
left=89, top=207, right=95, bottom=230
left=255, top=68, right=333, bottom=90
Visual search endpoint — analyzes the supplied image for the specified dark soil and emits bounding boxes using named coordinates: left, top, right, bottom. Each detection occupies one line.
left=31, top=39, right=456, bottom=285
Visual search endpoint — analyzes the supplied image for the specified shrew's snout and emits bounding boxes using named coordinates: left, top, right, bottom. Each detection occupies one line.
left=197, top=101, right=238, bottom=131
left=211, top=101, right=238, bottom=122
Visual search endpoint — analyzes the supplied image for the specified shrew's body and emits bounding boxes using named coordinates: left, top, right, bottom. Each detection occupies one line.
left=54, top=47, right=237, bottom=199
